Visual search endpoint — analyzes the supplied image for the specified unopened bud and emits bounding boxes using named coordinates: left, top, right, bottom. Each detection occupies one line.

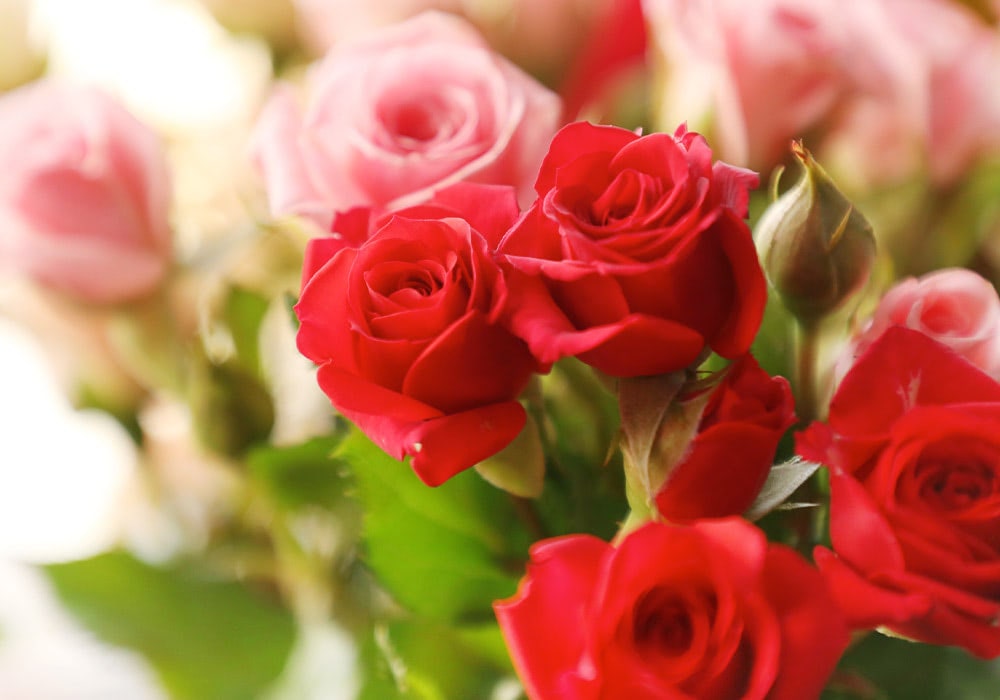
left=755, top=142, right=876, bottom=323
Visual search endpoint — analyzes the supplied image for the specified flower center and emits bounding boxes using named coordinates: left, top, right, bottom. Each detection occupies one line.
left=631, top=587, right=714, bottom=657
left=916, top=460, right=997, bottom=511
left=389, top=101, right=440, bottom=142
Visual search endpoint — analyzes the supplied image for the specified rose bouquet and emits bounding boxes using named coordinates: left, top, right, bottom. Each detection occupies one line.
left=1, top=0, right=999, bottom=698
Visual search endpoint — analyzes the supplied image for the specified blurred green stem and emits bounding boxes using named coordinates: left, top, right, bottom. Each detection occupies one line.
left=793, top=319, right=821, bottom=423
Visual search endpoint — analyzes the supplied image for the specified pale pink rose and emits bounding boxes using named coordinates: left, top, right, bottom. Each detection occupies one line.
left=251, top=11, right=561, bottom=226
left=0, top=81, right=173, bottom=305
left=823, top=0, right=1000, bottom=186
left=841, top=269, right=1000, bottom=381
left=645, top=0, right=1000, bottom=181
left=643, top=0, right=864, bottom=170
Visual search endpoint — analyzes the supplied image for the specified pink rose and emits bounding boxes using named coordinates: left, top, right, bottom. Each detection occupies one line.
left=251, top=11, right=561, bottom=227
left=643, top=0, right=861, bottom=170
left=823, top=0, right=1000, bottom=186
left=644, top=0, right=1000, bottom=181
left=839, top=268, right=1000, bottom=382
left=0, top=81, right=172, bottom=304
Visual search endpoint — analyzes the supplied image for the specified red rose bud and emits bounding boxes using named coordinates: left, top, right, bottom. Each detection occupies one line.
left=755, top=141, right=875, bottom=323
left=655, top=354, right=796, bottom=522
left=618, top=355, right=794, bottom=522
left=495, top=519, right=849, bottom=700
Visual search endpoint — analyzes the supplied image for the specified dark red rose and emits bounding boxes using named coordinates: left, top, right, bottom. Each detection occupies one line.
left=494, top=519, right=848, bottom=699
left=497, top=121, right=766, bottom=377
left=295, top=186, right=537, bottom=486
left=799, top=327, right=1000, bottom=658
left=656, top=354, right=796, bottom=522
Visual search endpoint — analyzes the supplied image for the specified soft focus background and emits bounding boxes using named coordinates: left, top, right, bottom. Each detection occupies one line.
left=2, top=0, right=1000, bottom=697
left=1, top=0, right=334, bottom=696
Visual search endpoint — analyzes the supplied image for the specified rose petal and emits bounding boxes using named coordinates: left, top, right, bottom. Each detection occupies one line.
left=494, top=535, right=609, bottom=700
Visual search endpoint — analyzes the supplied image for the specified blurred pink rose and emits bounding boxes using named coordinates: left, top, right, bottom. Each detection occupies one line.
left=251, top=11, right=561, bottom=226
left=644, top=0, right=1000, bottom=181
left=643, top=0, right=861, bottom=170
left=0, top=81, right=173, bottom=304
left=840, top=268, right=1000, bottom=381
left=826, top=0, right=1000, bottom=185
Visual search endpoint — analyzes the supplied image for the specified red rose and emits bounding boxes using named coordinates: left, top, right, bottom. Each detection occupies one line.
left=498, top=121, right=766, bottom=377
left=295, top=187, right=537, bottom=486
left=799, top=327, right=1000, bottom=658
left=495, top=518, right=848, bottom=700
left=656, top=355, right=796, bottom=522
left=300, top=182, right=522, bottom=286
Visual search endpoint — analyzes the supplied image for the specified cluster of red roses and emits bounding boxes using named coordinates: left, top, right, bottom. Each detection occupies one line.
left=296, top=113, right=1000, bottom=697
left=295, top=121, right=768, bottom=487
left=294, top=117, right=807, bottom=697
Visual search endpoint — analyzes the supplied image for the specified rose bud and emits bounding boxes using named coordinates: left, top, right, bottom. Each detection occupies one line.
left=655, top=354, right=796, bottom=522
left=755, top=141, right=875, bottom=324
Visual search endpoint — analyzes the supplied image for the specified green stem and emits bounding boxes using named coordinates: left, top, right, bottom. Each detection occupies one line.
left=793, top=318, right=822, bottom=423
left=268, top=509, right=333, bottom=623
left=792, top=319, right=830, bottom=552
left=614, top=507, right=653, bottom=545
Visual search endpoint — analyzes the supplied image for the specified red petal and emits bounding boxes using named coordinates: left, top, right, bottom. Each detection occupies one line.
left=407, top=401, right=528, bottom=486
left=656, top=423, right=781, bottom=521
left=534, top=122, right=638, bottom=195
left=813, top=547, right=932, bottom=629
left=760, top=547, right=849, bottom=700
left=494, top=535, right=609, bottom=700
left=402, top=311, right=535, bottom=413
left=828, top=470, right=907, bottom=574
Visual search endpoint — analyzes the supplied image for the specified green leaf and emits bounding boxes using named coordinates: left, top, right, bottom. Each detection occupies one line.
left=531, top=359, right=626, bottom=541
left=824, top=633, right=1000, bottom=699
left=188, top=351, right=275, bottom=458
left=474, top=414, right=545, bottom=498
left=358, top=620, right=515, bottom=700
left=339, top=429, right=531, bottom=622
left=744, top=457, right=820, bottom=521
left=223, top=286, right=270, bottom=375
left=45, top=551, right=296, bottom=700
left=248, top=436, right=351, bottom=512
